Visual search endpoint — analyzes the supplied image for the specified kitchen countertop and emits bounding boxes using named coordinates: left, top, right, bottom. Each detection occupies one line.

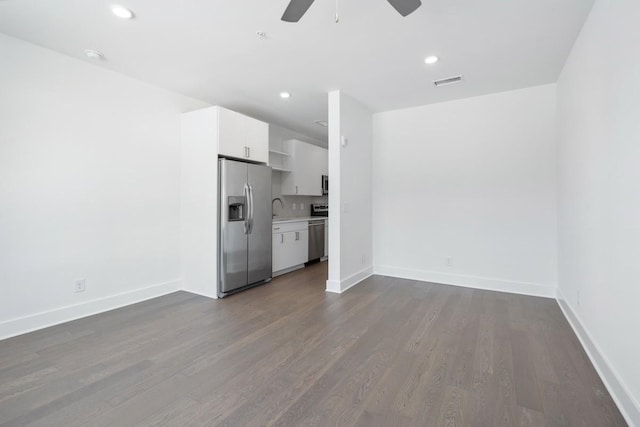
left=272, top=216, right=328, bottom=224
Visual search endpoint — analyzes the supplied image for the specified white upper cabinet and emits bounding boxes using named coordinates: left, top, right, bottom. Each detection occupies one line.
left=281, top=139, right=328, bottom=196
left=245, top=117, right=269, bottom=164
left=217, top=107, right=268, bottom=164
left=217, top=107, right=246, bottom=160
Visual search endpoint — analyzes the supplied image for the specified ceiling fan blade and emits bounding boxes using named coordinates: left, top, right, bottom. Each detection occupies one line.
left=281, top=0, right=316, bottom=22
left=386, top=0, right=422, bottom=17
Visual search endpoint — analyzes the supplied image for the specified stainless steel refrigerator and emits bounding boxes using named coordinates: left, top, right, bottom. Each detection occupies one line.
left=218, top=158, right=272, bottom=298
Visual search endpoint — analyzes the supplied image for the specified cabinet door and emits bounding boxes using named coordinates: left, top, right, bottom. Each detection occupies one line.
left=218, top=107, right=247, bottom=160
left=272, top=229, right=309, bottom=273
left=272, top=232, right=288, bottom=273
left=292, top=229, right=309, bottom=265
left=293, top=142, right=312, bottom=195
left=308, top=145, right=325, bottom=196
left=281, top=141, right=313, bottom=196
left=245, top=118, right=269, bottom=164
left=297, top=143, right=315, bottom=195
left=281, top=141, right=300, bottom=195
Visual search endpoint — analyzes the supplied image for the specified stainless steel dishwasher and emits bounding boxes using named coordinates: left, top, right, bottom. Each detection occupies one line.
left=308, top=219, right=325, bottom=262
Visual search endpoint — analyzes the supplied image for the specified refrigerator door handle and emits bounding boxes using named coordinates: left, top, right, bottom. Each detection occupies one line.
left=243, top=183, right=250, bottom=235
left=248, top=184, right=254, bottom=234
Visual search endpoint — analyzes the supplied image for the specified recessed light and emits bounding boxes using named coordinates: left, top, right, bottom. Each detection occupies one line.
left=280, top=92, right=291, bottom=99
left=112, top=6, right=134, bottom=19
left=424, top=55, right=439, bottom=65
left=84, top=49, right=105, bottom=60
left=314, top=120, right=328, bottom=127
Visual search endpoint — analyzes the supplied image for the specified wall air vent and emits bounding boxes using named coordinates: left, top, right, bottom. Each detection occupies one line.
left=433, top=75, right=464, bottom=87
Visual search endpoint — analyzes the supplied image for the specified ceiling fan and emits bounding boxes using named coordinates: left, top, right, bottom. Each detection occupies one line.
left=281, top=0, right=422, bottom=22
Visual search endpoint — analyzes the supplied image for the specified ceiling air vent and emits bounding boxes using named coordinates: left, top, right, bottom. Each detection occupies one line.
left=433, top=75, right=464, bottom=87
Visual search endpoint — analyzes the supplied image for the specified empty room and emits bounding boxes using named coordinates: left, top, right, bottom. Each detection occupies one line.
left=1, top=0, right=638, bottom=426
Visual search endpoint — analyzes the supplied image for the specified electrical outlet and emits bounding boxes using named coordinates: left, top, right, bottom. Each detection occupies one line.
left=74, top=279, right=86, bottom=293
left=446, top=257, right=453, bottom=267
left=301, top=203, right=305, bottom=210
left=292, top=203, right=297, bottom=210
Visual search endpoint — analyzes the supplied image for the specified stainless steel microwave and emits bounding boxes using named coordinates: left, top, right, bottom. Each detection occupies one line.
left=322, top=175, right=328, bottom=195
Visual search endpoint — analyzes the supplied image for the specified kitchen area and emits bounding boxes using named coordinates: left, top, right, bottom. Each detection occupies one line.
left=180, top=105, right=328, bottom=299
left=269, top=130, right=329, bottom=278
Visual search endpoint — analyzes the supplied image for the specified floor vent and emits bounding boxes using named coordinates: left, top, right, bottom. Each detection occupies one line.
left=433, top=75, right=464, bottom=87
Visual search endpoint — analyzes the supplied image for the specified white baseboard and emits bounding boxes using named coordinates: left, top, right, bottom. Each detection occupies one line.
left=325, top=279, right=341, bottom=293
left=0, top=280, right=181, bottom=340
left=182, top=288, right=218, bottom=299
left=373, top=265, right=557, bottom=298
left=326, top=266, right=373, bottom=294
left=557, top=290, right=640, bottom=427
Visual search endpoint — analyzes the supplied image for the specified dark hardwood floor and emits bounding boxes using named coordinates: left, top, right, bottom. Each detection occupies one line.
left=0, top=262, right=626, bottom=426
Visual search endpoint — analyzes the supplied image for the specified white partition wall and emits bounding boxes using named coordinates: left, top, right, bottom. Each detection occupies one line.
left=180, top=107, right=219, bottom=299
left=556, top=0, right=640, bottom=423
left=326, top=91, right=374, bottom=293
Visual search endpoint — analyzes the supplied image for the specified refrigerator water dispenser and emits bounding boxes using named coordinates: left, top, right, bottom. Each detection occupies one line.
left=228, top=196, right=245, bottom=221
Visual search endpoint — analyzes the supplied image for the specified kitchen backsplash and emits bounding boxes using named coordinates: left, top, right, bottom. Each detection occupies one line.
left=271, top=195, right=327, bottom=219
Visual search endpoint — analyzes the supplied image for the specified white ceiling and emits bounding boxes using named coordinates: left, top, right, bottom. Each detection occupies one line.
left=0, top=0, right=594, bottom=140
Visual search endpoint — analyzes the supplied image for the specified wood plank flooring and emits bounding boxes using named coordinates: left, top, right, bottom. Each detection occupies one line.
left=0, top=262, right=627, bottom=426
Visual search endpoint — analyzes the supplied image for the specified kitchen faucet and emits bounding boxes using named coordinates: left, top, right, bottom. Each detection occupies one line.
left=272, top=197, right=285, bottom=218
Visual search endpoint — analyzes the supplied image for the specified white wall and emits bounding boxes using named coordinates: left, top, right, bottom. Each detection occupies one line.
left=556, top=0, right=640, bottom=423
left=373, top=84, right=558, bottom=297
left=0, top=34, right=206, bottom=338
left=269, top=123, right=326, bottom=150
left=327, top=91, right=373, bottom=293
left=180, top=107, right=219, bottom=299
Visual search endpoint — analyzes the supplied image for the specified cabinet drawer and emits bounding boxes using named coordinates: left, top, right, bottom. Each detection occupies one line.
left=272, top=221, right=309, bottom=234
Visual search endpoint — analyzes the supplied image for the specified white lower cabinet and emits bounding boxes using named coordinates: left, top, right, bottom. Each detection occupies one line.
left=272, top=221, right=309, bottom=275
